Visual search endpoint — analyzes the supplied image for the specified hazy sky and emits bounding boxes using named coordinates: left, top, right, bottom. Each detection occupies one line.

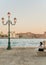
left=0, top=0, right=46, bottom=34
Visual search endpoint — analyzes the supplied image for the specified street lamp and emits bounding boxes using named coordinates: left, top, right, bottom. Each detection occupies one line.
left=1, top=12, right=16, bottom=50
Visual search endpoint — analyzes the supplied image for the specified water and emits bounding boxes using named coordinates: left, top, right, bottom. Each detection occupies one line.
left=0, top=39, right=46, bottom=48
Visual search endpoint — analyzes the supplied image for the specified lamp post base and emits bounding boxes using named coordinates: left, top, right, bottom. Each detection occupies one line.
left=7, top=43, right=11, bottom=50
left=7, top=47, right=11, bottom=50
left=7, top=39, right=11, bottom=50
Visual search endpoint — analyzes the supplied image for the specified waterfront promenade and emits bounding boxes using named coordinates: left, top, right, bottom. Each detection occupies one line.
left=0, top=47, right=46, bottom=65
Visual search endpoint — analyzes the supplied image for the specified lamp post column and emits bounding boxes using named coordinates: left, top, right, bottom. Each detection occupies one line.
left=7, top=13, right=11, bottom=50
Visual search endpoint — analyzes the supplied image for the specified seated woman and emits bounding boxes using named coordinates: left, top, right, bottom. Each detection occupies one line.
left=38, top=42, right=44, bottom=51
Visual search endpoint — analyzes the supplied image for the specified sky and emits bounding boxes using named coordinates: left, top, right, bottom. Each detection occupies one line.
left=0, top=0, right=46, bottom=34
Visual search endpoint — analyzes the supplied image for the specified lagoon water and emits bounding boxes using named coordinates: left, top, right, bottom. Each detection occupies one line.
left=0, top=39, right=46, bottom=48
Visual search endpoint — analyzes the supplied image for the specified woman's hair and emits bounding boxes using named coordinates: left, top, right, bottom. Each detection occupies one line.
left=40, top=42, right=42, bottom=46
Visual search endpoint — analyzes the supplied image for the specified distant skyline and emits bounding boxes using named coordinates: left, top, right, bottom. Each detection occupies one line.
left=0, top=0, right=46, bottom=34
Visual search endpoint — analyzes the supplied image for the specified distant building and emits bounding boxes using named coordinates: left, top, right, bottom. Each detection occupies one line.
left=44, top=32, right=46, bottom=34
left=15, top=34, right=19, bottom=38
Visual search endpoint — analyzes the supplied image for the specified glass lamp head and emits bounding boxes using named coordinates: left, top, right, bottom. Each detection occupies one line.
left=2, top=17, right=4, bottom=20
left=14, top=18, right=16, bottom=23
left=1, top=17, right=4, bottom=23
left=7, top=12, right=11, bottom=17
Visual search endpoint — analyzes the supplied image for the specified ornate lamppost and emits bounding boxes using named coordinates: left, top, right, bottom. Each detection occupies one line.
left=1, top=12, right=16, bottom=50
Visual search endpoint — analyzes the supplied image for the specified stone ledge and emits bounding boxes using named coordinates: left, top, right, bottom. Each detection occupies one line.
left=37, top=51, right=46, bottom=56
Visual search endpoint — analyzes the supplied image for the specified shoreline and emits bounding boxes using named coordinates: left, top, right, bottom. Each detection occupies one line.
left=0, top=46, right=37, bottom=49
left=0, top=38, right=46, bottom=39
